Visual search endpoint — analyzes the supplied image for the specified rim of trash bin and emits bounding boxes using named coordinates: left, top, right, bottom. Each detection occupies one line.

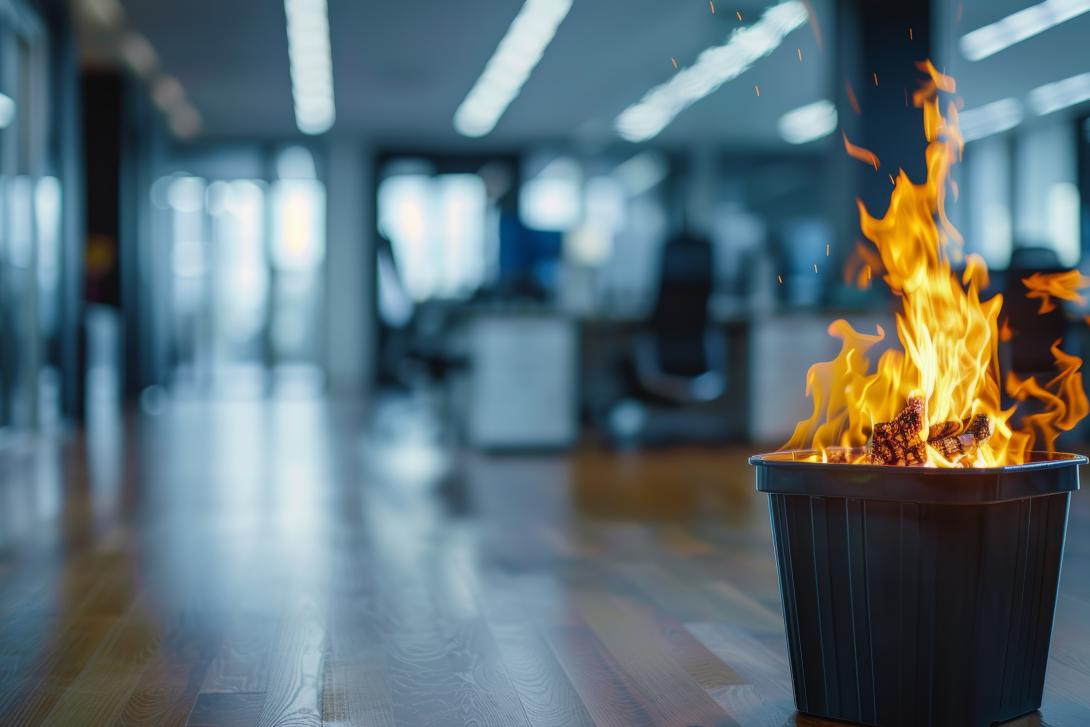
left=750, top=450, right=1088, bottom=475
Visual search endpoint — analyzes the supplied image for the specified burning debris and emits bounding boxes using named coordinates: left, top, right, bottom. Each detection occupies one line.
left=862, top=397, right=992, bottom=466
left=868, top=397, right=927, bottom=465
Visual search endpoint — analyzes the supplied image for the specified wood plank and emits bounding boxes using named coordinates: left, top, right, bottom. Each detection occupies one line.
left=255, top=604, right=326, bottom=727
left=543, top=624, right=659, bottom=727
left=489, top=621, right=595, bottom=727
left=39, top=602, right=165, bottom=726
left=201, top=614, right=278, bottom=694
left=117, top=612, right=222, bottom=727
left=320, top=600, right=394, bottom=727
left=320, top=653, right=394, bottom=727
left=0, top=616, right=117, bottom=724
left=186, top=691, right=266, bottom=727
left=384, top=617, right=532, bottom=727
left=572, top=592, right=738, bottom=726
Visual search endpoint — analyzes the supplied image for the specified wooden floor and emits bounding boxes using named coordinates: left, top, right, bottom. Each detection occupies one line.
left=1, top=397, right=1089, bottom=726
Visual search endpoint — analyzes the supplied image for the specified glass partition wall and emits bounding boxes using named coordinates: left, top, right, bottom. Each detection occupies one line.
left=147, top=145, right=327, bottom=398
left=0, top=1, right=59, bottom=436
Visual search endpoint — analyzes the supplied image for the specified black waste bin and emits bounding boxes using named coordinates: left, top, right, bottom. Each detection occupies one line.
left=750, top=450, right=1085, bottom=727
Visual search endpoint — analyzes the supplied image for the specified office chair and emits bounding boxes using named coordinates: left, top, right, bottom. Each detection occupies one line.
left=633, top=232, right=727, bottom=404
left=1004, top=245, right=1067, bottom=377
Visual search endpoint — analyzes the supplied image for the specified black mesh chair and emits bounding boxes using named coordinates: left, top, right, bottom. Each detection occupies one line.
left=633, top=233, right=726, bottom=403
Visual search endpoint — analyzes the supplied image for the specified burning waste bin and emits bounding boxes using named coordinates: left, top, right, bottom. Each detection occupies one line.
left=753, top=61, right=1090, bottom=727
left=751, top=450, right=1084, bottom=727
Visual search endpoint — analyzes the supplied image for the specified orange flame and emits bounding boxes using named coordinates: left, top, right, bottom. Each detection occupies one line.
left=785, top=61, right=1089, bottom=466
left=1006, top=342, right=1089, bottom=454
left=842, top=132, right=880, bottom=170
left=1022, top=270, right=1090, bottom=314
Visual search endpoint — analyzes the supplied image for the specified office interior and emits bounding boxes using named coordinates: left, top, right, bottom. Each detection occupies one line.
left=2, top=0, right=1090, bottom=725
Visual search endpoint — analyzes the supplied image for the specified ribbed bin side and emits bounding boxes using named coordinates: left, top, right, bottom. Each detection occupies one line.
left=767, top=492, right=1070, bottom=727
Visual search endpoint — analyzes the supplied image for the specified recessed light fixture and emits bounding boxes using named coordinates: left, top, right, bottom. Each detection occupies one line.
left=959, top=98, right=1023, bottom=141
left=615, top=0, right=808, bottom=143
left=959, top=0, right=1090, bottom=62
left=80, top=0, right=124, bottom=28
left=169, top=104, right=203, bottom=139
left=778, top=99, right=837, bottom=144
left=151, top=75, right=185, bottom=112
left=453, top=0, right=574, bottom=138
left=1028, top=72, right=1090, bottom=116
left=119, top=31, right=159, bottom=79
left=284, top=0, right=336, bottom=135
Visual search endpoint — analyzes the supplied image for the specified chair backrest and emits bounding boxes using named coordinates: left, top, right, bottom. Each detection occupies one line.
left=1005, top=245, right=1067, bottom=375
left=650, top=233, right=714, bottom=376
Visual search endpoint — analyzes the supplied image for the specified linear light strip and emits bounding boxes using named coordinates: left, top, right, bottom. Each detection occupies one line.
left=285, top=0, right=336, bottom=134
left=615, top=0, right=808, bottom=143
left=778, top=99, right=837, bottom=144
left=959, top=98, right=1024, bottom=141
left=1028, top=72, right=1090, bottom=115
left=960, top=0, right=1090, bottom=62
left=453, top=0, right=574, bottom=138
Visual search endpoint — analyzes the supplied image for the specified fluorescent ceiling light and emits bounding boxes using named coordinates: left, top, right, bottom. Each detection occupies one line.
left=285, top=0, right=336, bottom=134
left=959, top=98, right=1023, bottom=141
left=960, top=0, right=1090, bottom=61
left=616, top=1, right=808, bottom=143
left=454, top=0, right=573, bottom=137
left=778, top=99, right=837, bottom=144
left=1028, top=72, right=1090, bottom=115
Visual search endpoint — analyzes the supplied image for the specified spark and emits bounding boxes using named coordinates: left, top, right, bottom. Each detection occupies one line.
left=736, top=10, right=743, bottom=21
left=777, top=274, right=784, bottom=284
left=889, top=173, right=896, bottom=185
left=671, top=57, right=678, bottom=69
left=908, top=27, right=913, bottom=40
left=709, top=0, right=715, bottom=14
left=754, top=84, right=760, bottom=97
left=813, top=263, right=819, bottom=273
left=845, top=81, right=861, bottom=114
left=873, top=72, right=879, bottom=86
left=825, top=243, right=830, bottom=256
left=797, top=47, right=802, bottom=61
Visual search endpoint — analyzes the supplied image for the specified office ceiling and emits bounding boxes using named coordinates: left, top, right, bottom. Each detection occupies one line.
left=114, top=0, right=1090, bottom=147
left=117, top=0, right=828, bottom=148
left=940, top=0, right=1090, bottom=113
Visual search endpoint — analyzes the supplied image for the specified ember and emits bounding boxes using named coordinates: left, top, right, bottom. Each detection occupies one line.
left=785, top=61, right=1090, bottom=467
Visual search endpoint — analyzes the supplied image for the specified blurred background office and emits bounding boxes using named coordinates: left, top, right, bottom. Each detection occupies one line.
left=3, top=0, right=1088, bottom=454
left=5, top=1, right=1090, bottom=725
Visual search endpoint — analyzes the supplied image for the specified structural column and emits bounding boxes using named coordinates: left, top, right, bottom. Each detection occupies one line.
left=323, top=137, right=374, bottom=401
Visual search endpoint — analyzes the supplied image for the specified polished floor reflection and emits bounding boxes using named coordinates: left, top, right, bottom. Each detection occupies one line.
left=0, top=398, right=1089, bottom=726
